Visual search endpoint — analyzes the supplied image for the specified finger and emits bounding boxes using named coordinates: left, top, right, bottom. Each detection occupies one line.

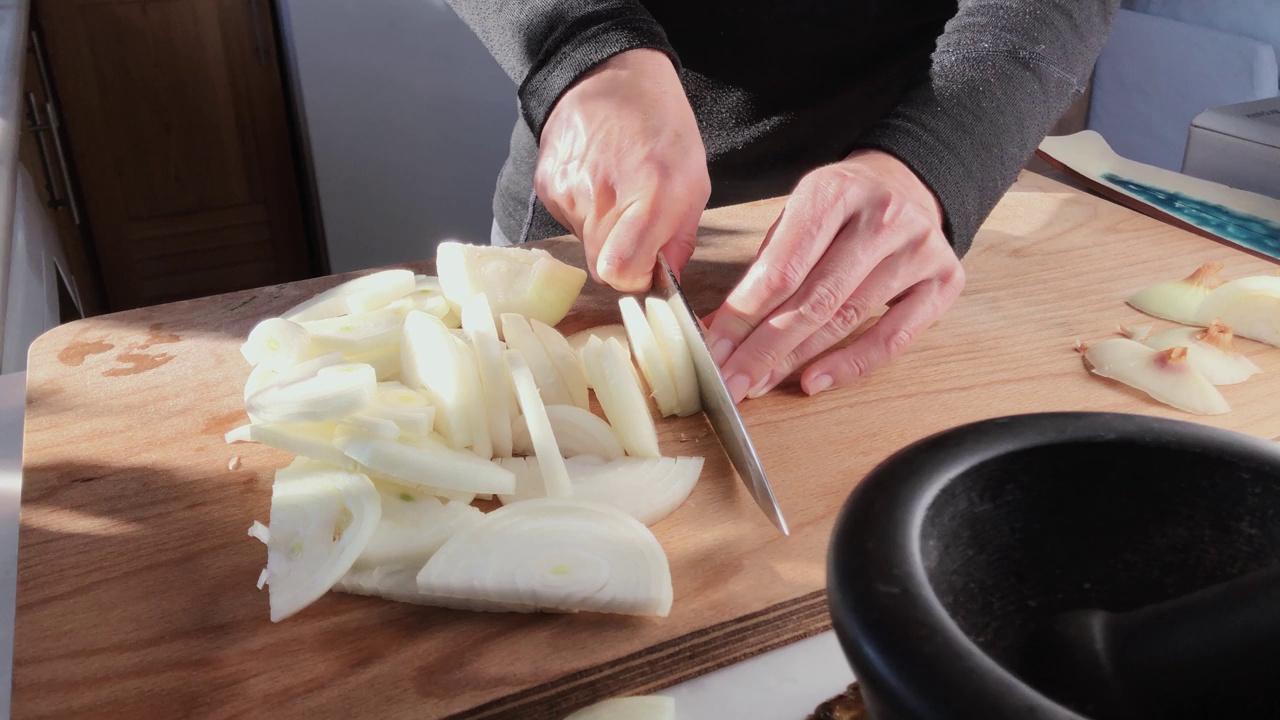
left=743, top=247, right=923, bottom=398
left=597, top=195, right=688, bottom=292
left=801, top=272, right=963, bottom=395
left=705, top=175, right=850, bottom=369
left=660, top=208, right=702, bottom=283
left=719, top=217, right=898, bottom=397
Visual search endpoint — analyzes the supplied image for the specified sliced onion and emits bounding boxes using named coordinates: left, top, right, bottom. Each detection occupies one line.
left=1145, top=321, right=1261, bottom=385
left=498, top=455, right=702, bottom=526
left=464, top=295, right=515, bottom=458
left=646, top=297, right=701, bottom=416
left=619, top=297, right=679, bottom=416
left=455, top=340, right=493, bottom=459
left=563, top=696, right=676, bottom=720
left=530, top=319, right=590, bottom=410
left=302, top=306, right=405, bottom=356
left=347, top=343, right=402, bottom=382
left=236, top=423, right=357, bottom=469
left=334, top=428, right=516, bottom=495
left=334, top=565, right=435, bottom=606
left=246, top=362, right=376, bottom=425
left=506, top=351, right=572, bottom=497
left=502, top=313, right=574, bottom=406
left=583, top=337, right=660, bottom=458
left=400, top=310, right=476, bottom=449
left=244, top=364, right=279, bottom=402
left=257, top=465, right=381, bottom=622
left=511, top=405, right=624, bottom=460
left=341, top=413, right=401, bottom=439
left=1084, top=338, right=1229, bottom=415
left=352, top=482, right=483, bottom=569
left=415, top=497, right=673, bottom=616
left=283, top=269, right=416, bottom=322
left=1127, top=261, right=1225, bottom=324
left=436, top=241, right=587, bottom=327
left=241, top=318, right=311, bottom=370
left=255, top=352, right=346, bottom=394
left=368, top=382, right=436, bottom=438
left=1195, top=276, right=1280, bottom=348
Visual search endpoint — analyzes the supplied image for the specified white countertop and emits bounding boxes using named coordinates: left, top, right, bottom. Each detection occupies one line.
left=0, top=365, right=853, bottom=718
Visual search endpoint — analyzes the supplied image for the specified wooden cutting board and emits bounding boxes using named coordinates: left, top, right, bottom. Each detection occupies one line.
left=13, top=171, right=1280, bottom=719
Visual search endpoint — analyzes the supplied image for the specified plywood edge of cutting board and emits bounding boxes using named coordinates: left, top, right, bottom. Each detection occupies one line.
left=15, top=171, right=1280, bottom=720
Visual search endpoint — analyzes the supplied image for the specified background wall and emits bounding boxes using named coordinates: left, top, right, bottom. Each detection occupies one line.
left=279, top=0, right=517, bottom=273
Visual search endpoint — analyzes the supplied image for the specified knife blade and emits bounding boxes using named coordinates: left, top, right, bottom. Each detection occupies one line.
left=651, top=254, right=789, bottom=536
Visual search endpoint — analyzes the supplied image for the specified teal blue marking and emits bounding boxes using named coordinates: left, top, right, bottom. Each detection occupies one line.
left=1101, top=173, right=1280, bottom=260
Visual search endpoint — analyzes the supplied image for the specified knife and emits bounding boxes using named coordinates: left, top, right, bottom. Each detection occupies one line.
left=651, top=254, right=789, bottom=536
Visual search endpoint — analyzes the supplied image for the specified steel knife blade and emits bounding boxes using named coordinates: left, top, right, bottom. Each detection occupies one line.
left=651, top=254, right=789, bottom=536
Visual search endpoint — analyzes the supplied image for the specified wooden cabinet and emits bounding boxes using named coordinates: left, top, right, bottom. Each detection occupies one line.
left=32, top=0, right=316, bottom=312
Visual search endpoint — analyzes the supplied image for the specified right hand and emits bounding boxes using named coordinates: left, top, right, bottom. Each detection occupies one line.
left=535, top=49, right=710, bottom=292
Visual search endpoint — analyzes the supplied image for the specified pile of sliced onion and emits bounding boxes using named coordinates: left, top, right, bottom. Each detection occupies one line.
left=233, top=242, right=708, bottom=623
left=1196, top=275, right=1280, bottom=348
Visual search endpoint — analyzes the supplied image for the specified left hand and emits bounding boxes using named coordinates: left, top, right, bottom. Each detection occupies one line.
left=705, top=149, right=966, bottom=401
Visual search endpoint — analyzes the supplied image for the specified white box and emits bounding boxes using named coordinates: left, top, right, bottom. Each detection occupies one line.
left=1183, top=96, right=1280, bottom=200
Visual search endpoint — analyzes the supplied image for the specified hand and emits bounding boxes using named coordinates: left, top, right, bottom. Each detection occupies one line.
left=705, top=149, right=965, bottom=401
left=535, top=49, right=710, bottom=291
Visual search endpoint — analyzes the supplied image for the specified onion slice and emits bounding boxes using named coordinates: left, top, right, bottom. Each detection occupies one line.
left=464, top=295, right=515, bottom=458
left=511, top=404, right=624, bottom=460
left=1145, top=321, right=1261, bottom=385
left=563, top=696, right=676, bottom=720
left=282, top=269, right=416, bottom=322
left=1126, top=262, right=1225, bottom=324
left=415, top=497, right=673, bottom=616
left=229, top=422, right=357, bottom=469
left=1083, top=338, right=1229, bottom=415
left=401, top=310, right=477, bottom=449
left=619, top=297, right=679, bottom=416
left=583, top=337, right=661, bottom=458
left=531, top=319, right=590, bottom=410
left=335, top=428, right=516, bottom=495
left=506, top=351, right=572, bottom=497
left=241, top=318, right=311, bottom=370
left=334, top=565, right=435, bottom=606
left=567, top=325, right=630, bottom=389
left=246, top=362, right=376, bottom=425
left=646, top=297, right=701, bottom=416
left=1195, top=275, right=1280, bottom=348
left=502, top=313, right=574, bottom=406
left=498, top=455, right=702, bottom=526
left=257, top=465, right=381, bottom=622
left=302, top=306, right=405, bottom=357
left=352, top=483, right=484, bottom=569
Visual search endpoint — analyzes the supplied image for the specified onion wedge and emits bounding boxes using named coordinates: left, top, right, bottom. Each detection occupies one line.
left=583, top=337, right=660, bottom=458
left=241, top=318, right=311, bottom=370
left=511, top=405, right=624, bottom=460
left=1126, top=262, right=1225, bottom=324
left=506, top=351, right=572, bottom=497
left=228, top=422, right=357, bottom=470
left=351, top=483, right=483, bottom=569
left=502, top=313, right=573, bottom=406
left=334, top=428, right=516, bottom=495
left=436, top=241, right=587, bottom=327
left=368, top=382, right=436, bottom=438
left=646, top=297, right=701, bottom=416
left=1083, top=338, right=1229, bottom=415
left=1195, top=275, right=1280, bottom=348
left=497, top=455, right=702, bottom=526
left=401, top=310, right=477, bottom=449
left=415, top=497, right=673, bottom=616
left=563, top=696, right=676, bottom=720
left=302, top=306, right=405, bottom=357
left=255, top=465, right=380, bottom=622
left=619, top=297, right=679, bottom=416
left=1145, top=321, right=1261, bottom=385
left=282, top=269, right=416, bottom=322
left=246, top=362, right=376, bottom=425
left=531, top=319, right=590, bottom=410
left=464, top=295, right=515, bottom=458
left=334, top=565, right=434, bottom=606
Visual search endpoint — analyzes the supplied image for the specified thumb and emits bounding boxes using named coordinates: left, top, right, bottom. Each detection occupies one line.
left=660, top=210, right=701, bottom=283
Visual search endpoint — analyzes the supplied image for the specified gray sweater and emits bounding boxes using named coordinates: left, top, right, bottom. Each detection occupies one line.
left=449, top=0, right=1119, bottom=257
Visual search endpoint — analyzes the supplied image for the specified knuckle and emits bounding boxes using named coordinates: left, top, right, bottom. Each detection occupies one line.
left=884, top=326, right=914, bottom=357
left=797, top=282, right=844, bottom=326
left=842, top=351, right=874, bottom=380
left=831, top=295, right=871, bottom=331
left=740, top=341, right=783, bottom=374
left=755, top=258, right=807, bottom=297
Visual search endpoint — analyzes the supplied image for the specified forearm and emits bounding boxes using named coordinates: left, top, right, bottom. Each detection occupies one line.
left=446, top=0, right=678, bottom=139
left=854, top=0, right=1121, bottom=256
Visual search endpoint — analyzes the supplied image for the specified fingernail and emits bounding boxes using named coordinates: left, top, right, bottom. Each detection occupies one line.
left=725, top=374, right=750, bottom=403
left=806, top=374, right=833, bottom=396
left=747, top=375, right=773, bottom=399
left=711, top=338, right=734, bottom=366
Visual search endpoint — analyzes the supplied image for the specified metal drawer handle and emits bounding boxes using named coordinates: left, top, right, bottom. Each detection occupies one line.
left=27, top=30, right=82, bottom=226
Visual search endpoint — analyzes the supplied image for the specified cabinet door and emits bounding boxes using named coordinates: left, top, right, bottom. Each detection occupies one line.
left=34, top=0, right=312, bottom=310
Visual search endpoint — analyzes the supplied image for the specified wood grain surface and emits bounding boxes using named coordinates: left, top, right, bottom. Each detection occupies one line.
left=13, top=172, right=1280, bottom=719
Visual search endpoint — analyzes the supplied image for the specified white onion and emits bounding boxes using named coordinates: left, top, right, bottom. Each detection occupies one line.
left=530, top=319, right=590, bottom=410
left=502, top=313, right=574, bottom=406
left=506, top=351, right=572, bottom=497
left=282, top=269, right=416, bottom=322
left=498, top=455, right=702, bottom=526
left=567, top=325, right=630, bottom=390
left=582, top=337, right=661, bottom=458
left=1127, top=261, right=1224, bottom=324
left=257, top=465, right=381, bottom=622
left=233, top=423, right=357, bottom=470
left=646, top=297, right=701, bottom=416
left=241, top=318, right=311, bottom=370
left=511, top=405, right=624, bottom=460
left=335, top=428, right=516, bottom=495
left=334, top=565, right=435, bottom=606
left=619, top=297, right=679, bottom=416
left=302, top=306, right=405, bottom=356
left=1145, top=322, right=1261, bottom=385
left=464, top=295, right=515, bottom=458
left=246, top=362, right=377, bottom=425
left=415, top=497, right=673, bottom=616
left=436, top=241, right=587, bottom=327
left=352, top=483, right=483, bottom=569
left=401, top=310, right=477, bottom=449
left=1084, top=338, right=1229, bottom=415
left=1195, top=275, right=1280, bottom=348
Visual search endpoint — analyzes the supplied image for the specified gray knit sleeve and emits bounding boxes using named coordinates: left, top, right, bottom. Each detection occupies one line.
left=853, top=0, right=1120, bottom=257
left=446, top=0, right=678, bottom=140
